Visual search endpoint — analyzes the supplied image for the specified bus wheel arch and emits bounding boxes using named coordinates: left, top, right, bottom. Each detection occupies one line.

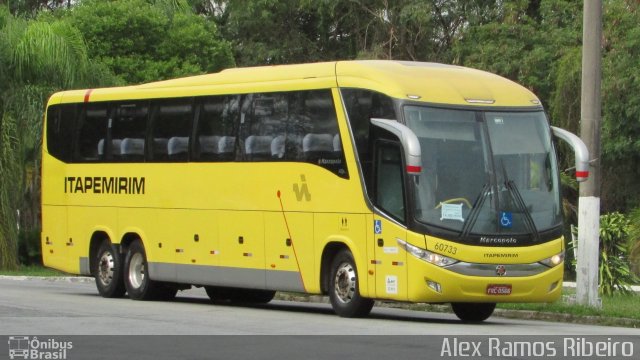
left=119, top=232, right=142, bottom=257
left=320, top=242, right=349, bottom=295
left=89, top=231, right=109, bottom=277
left=321, top=242, right=374, bottom=318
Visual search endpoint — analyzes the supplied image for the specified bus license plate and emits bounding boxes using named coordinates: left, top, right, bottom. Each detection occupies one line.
left=486, top=284, right=512, bottom=295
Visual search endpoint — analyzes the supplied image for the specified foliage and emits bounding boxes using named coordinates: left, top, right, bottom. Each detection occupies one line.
left=600, top=0, right=640, bottom=211
left=63, top=0, right=235, bottom=84
left=18, top=228, right=41, bottom=265
left=598, top=212, right=638, bottom=295
left=218, top=0, right=512, bottom=66
left=0, top=5, right=100, bottom=269
left=628, top=207, right=640, bottom=279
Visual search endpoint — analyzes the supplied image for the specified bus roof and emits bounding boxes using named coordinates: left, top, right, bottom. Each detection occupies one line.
left=48, top=60, right=540, bottom=108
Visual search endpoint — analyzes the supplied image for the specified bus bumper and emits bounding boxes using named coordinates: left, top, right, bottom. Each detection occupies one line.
left=406, top=255, right=564, bottom=303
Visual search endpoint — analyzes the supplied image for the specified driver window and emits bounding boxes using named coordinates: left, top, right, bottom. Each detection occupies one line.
left=375, top=142, right=405, bottom=222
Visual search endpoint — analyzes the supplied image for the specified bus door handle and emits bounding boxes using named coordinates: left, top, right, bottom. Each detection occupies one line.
left=377, top=238, right=384, bottom=247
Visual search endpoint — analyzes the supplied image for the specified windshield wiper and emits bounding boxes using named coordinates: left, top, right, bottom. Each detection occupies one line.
left=500, top=160, right=540, bottom=242
left=459, top=182, right=491, bottom=240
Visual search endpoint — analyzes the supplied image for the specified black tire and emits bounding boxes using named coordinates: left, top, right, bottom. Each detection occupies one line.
left=451, top=302, right=496, bottom=322
left=94, top=240, right=126, bottom=298
left=124, top=240, right=172, bottom=301
left=328, top=250, right=374, bottom=318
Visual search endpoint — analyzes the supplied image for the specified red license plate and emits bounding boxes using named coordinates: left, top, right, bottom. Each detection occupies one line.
left=486, top=284, right=512, bottom=295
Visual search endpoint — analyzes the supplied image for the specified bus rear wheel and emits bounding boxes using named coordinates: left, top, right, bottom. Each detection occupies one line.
left=94, top=240, right=126, bottom=298
left=451, top=302, right=496, bottom=322
left=329, top=250, right=374, bottom=318
left=124, top=240, right=176, bottom=301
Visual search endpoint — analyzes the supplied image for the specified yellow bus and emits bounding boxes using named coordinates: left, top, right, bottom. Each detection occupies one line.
left=42, top=61, right=589, bottom=321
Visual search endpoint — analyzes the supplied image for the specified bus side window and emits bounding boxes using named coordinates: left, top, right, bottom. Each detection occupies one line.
left=291, top=90, right=348, bottom=178
left=47, top=104, right=77, bottom=163
left=240, top=93, right=288, bottom=161
left=375, top=141, right=405, bottom=223
left=150, top=99, right=193, bottom=162
left=341, top=89, right=396, bottom=188
left=196, top=96, right=238, bottom=162
left=111, top=102, right=149, bottom=162
left=76, top=104, right=109, bottom=162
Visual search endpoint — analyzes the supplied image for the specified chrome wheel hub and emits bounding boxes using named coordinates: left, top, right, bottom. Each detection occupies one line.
left=128, top=252, right=145, bottom=290
left=334, top=262, right=356, bottom=303
left=98, top=251, right=115, bottom=286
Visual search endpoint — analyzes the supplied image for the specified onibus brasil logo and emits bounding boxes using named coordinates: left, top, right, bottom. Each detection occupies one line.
left=8, top=336, right=73, bottom=360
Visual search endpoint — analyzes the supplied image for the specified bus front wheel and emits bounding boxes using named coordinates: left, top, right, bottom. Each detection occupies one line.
left=329, top=250, right=374, bottom=318
left=451, top=302, right=496, bottom=322
left=124, top=240, right=176, bottom=301
left=94, top=240, right=126, bottom=298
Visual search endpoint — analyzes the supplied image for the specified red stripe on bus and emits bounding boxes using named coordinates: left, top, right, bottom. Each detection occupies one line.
left=84, top=89, right=94, bottom=103
left=406, top=165, right=422, bottom=173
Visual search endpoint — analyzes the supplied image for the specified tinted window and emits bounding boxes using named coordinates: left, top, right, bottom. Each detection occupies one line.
left=375, top=142, right=405, bottom=222
left=151, top=99, right=193, bottom=161
left=195, top=96, right=239, bottom=161
left=240, top=93, right=288, bottom=161
left=76, top=103, right=109, bottom=162
left=293, top=90, right=347, bottom=177
left=112, top=102, right=149, bottom=162
left=46, top=104, right=77, bottom=162
left=341, top=89, right=396, bottom=189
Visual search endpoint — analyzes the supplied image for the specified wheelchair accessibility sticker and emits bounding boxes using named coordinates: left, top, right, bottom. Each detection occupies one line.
left=374, top=220, right=382, bottom=234
left=500, top=211, right=513, bottom=228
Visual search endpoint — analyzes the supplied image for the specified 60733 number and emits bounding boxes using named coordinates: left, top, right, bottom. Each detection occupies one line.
left=433, top=242, right=458, bottom=255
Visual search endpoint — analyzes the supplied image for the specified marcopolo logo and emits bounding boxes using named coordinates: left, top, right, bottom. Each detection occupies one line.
left=8, top=336, right=73, bottom=360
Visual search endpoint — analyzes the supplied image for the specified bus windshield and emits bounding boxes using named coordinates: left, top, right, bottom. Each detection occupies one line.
left=404, top=106, right=562, bottom=238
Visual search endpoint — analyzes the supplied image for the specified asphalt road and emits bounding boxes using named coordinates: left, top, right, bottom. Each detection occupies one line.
left=1, top=277, right=638, bottom=336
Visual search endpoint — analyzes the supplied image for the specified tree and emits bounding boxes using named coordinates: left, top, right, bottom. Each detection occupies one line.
left=218, top=0, right=507, bottom=66
left=600, top=0, right=640, bottom=211
left=0, top=5, right=98, bottom=269
left=64, top=0, right=235, bottom=84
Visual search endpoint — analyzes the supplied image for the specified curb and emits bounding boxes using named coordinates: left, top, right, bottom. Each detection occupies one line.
left=0, top=275, right=94, bottom=283
left=2, top=275, right=637, bottom=328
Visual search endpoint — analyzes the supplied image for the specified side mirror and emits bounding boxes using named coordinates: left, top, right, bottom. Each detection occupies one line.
left=551, top=126, right=590, bottom=182
left=371, top=118, right=422, bottom=174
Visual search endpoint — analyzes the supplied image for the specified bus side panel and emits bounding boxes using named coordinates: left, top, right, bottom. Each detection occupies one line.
left=217, top=210, right=266, bottom=288
left=264, top=212, right=311, bottom=292
left=41, top=205, right=70, bottom=273
left=172, top=209, right=220, bottom=283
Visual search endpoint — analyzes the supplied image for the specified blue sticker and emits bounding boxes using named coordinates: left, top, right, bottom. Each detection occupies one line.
left=500, top=212, right=513, bottom=228
left=374, top=220, right=382, bottom=234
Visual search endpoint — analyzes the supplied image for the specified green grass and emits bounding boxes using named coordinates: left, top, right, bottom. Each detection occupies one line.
left=496, top=288, right=640, bottom=321
left=0, top=265, right=65, bottom=277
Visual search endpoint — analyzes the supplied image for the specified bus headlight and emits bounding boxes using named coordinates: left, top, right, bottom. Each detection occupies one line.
left=538, top=252, right=565, bottom=268
left=397, top=239, right=459, bottom=267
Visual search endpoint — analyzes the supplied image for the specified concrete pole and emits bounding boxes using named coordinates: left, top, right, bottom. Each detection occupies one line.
left=576, top=0, right=602, bottom=308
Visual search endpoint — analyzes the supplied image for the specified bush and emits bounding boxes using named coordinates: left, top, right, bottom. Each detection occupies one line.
left=598, top=212, right=638, bottom=295
left=18, top=228, right=42, bottom=266
left=628, top=208, right=640, bottom=279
